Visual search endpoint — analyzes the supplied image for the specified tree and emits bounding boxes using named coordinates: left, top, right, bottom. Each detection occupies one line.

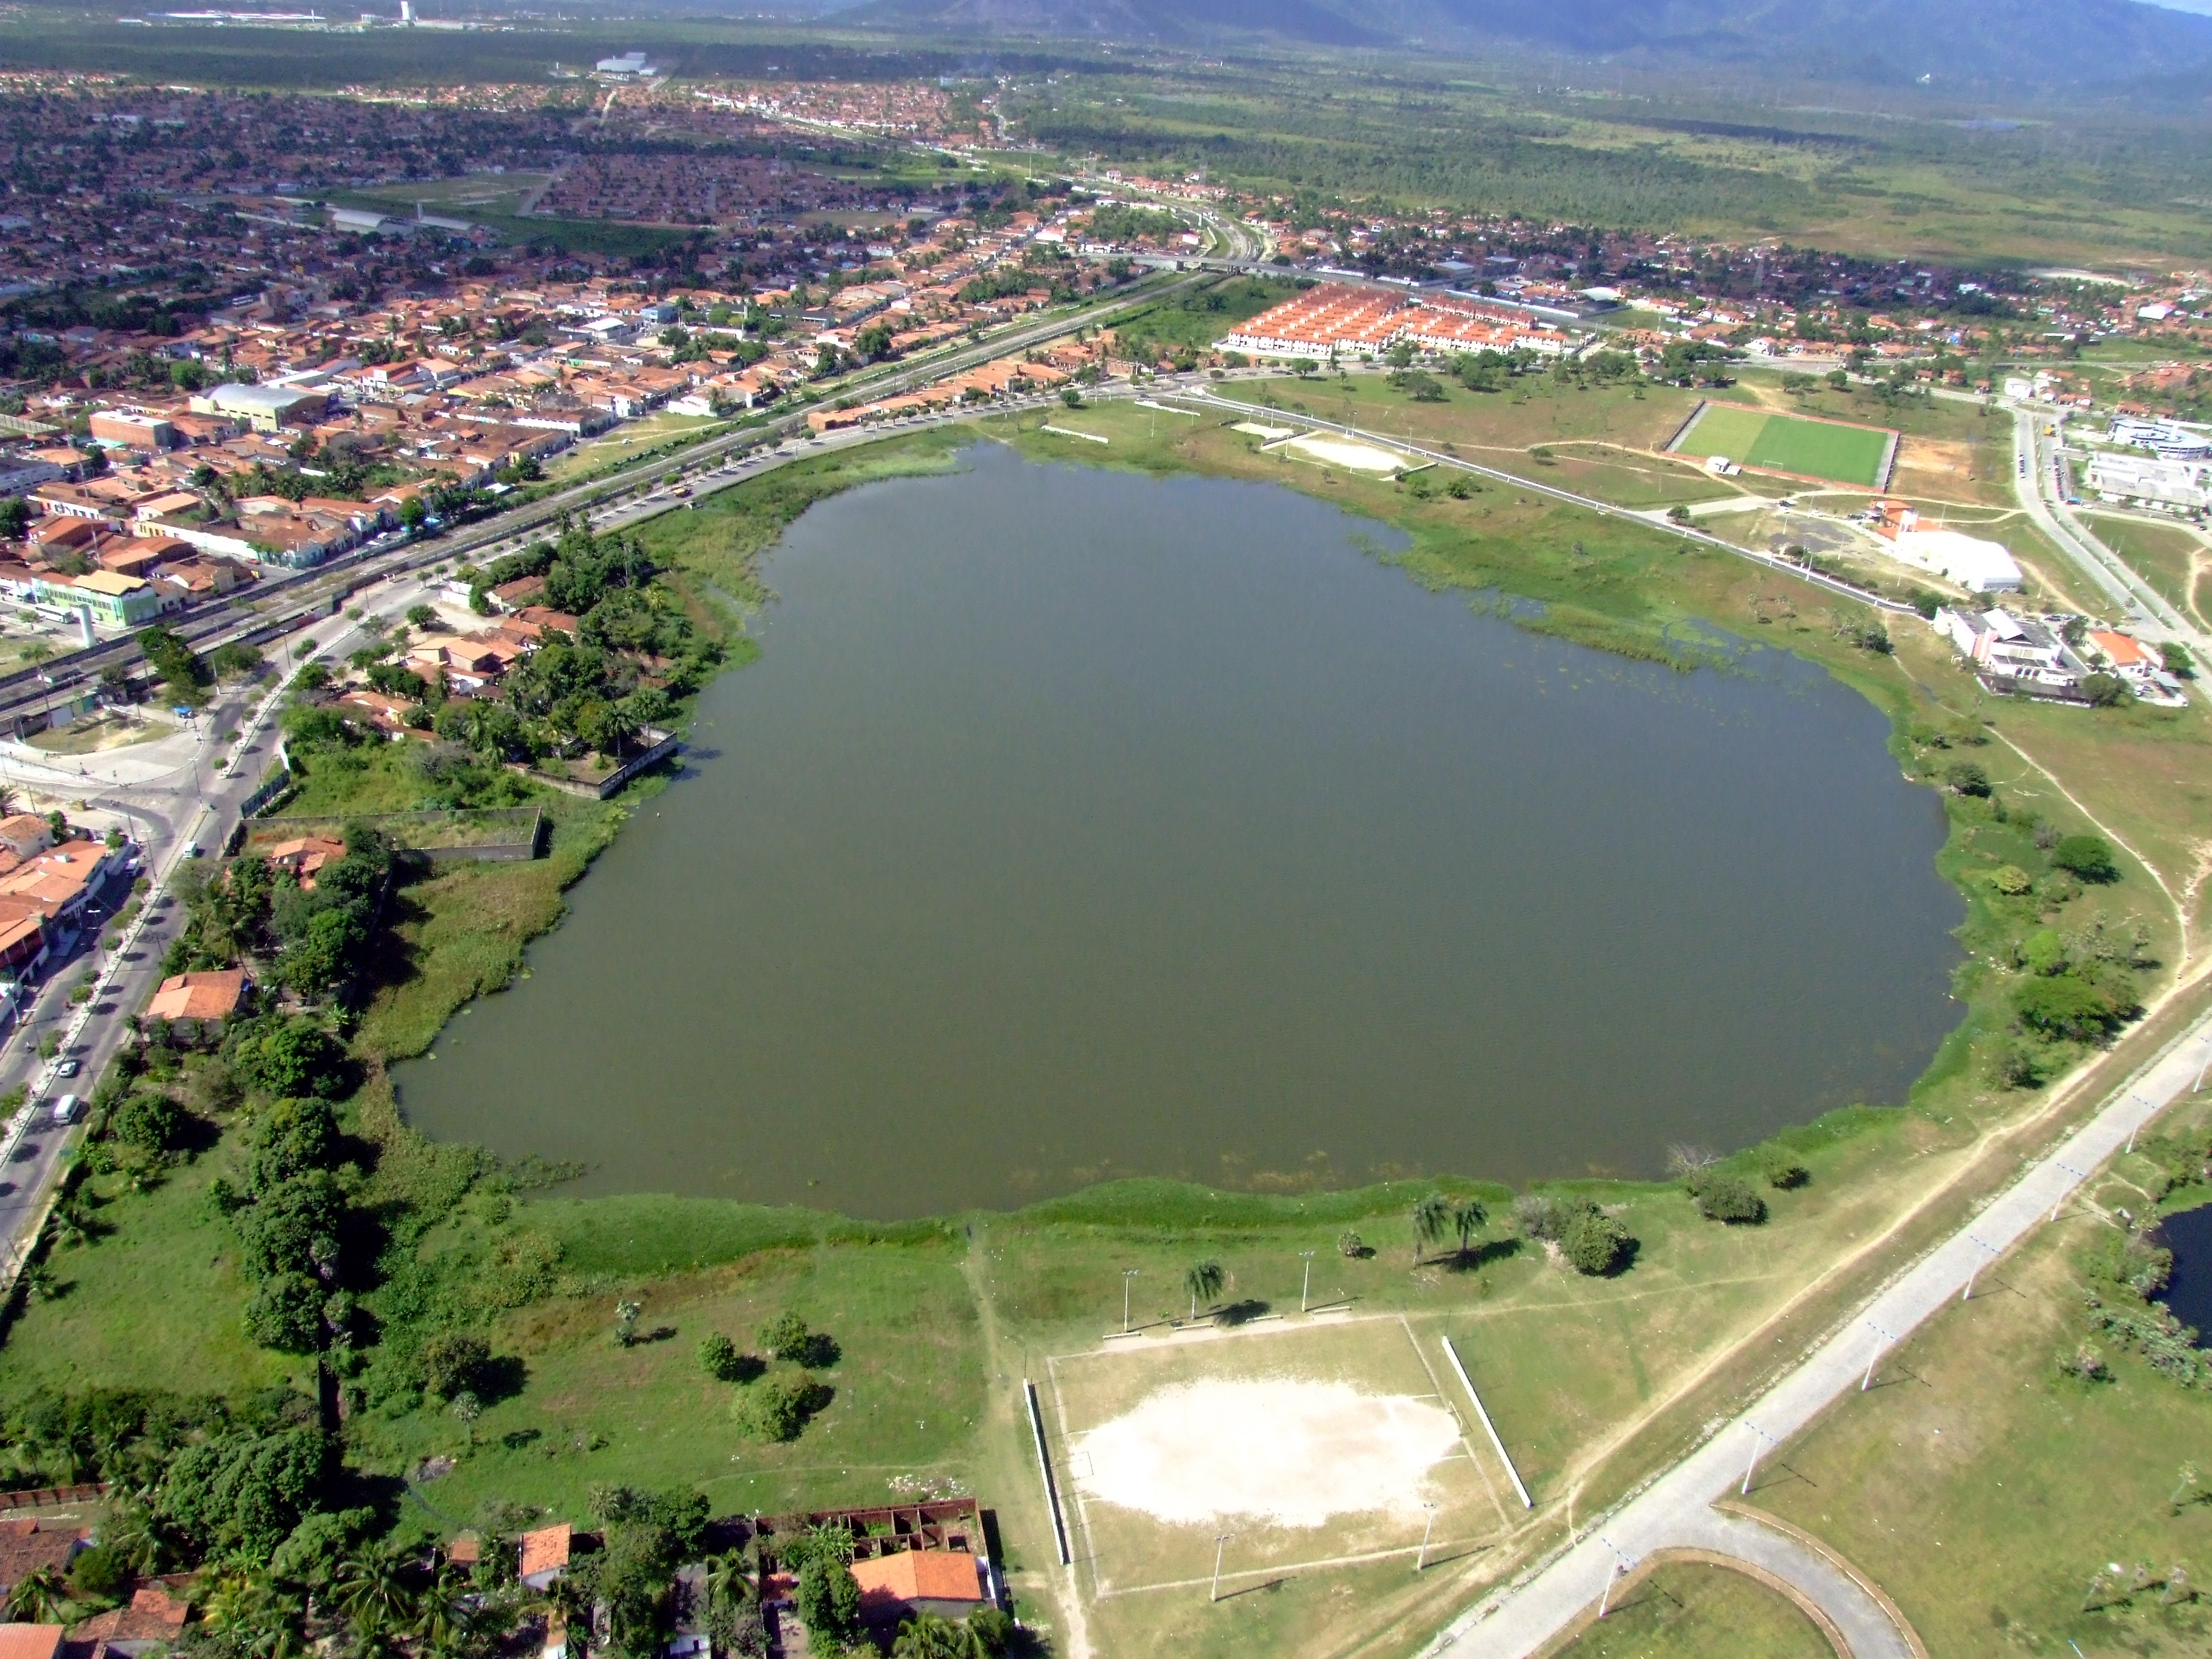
left=698, top=1332, right=740, bottom=1380
left=2014, top=974, right=2118, bottom=1041
left=1944, top=760, right=1991, bottom=797
left=1411, top=1193, right=1452, bottom=1263
left=758, top=1311, right=809, bottom=1361
left=157, top=1428, right=330, bottom=1556
left=615, top=1299, right=643, bottom=1348
left=0, top=497, right=29, bottom=540
left=419, top=1331, right=490, bottom=1399
left=793, top=1559, right=861, bottom=1646
left=243, top=1270, right=326, bottom=1353
left=2050, top=834, right=2119, bottom=882
left=1559, top=1207, right=1630, bottom=1275
left=2159, top=641, right=2194, bottom=678
left=893, top=1613, right=986, bottom=1658
left=1667, top=504, right=1692, bottom=524
left=331, top=1539, right=422, bottom=1649
left=2081, top=672, right=2131, bottom=707
left=7, top=1565, right=67, bottom=1623
left=1448, top=1199, right=1487, bottom=1259
left=1686, top=1170, right=1766, bottom=1225
left=1183, top=1259, right=1224, bottom=1318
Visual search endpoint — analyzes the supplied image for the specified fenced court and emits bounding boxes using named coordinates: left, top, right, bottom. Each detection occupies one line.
left=1042, top=1315, right=1519, bottom=1601
left=1669, top=403, right=1897, bottom=488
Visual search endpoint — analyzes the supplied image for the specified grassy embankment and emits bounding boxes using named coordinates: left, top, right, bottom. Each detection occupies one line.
left=3, top=397, right=2209, bottom=1658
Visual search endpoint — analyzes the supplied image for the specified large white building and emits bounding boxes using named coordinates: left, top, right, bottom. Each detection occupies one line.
left=2105, top=415, right=2212, bottom=460
left=2083, top=452, right=2208, bottom=512
left=1935, top=607, right=2083, bottom=687
left=1886, top=528, right=2024, bottom=592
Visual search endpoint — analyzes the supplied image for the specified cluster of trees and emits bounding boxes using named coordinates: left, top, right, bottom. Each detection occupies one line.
left=162, top=824, right=394, bottom=999
left=212, top=1084, right=356, bottom=1355
left=1670, top=1142, right=1808, bottom=1226
left=696, top=1313, right=836, bottom=1443
left=1511, top=1194, right=1634, bottom=1275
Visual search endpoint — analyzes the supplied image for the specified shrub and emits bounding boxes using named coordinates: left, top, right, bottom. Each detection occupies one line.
left=1945, top=760, right=1991, bottom=797
left=2014, top=975, right=2118, bottom=1041
left=1686, top=1170, right=1767, bottom=1225
left=1990, top=864, right=2033, bottom=896
left=1755, top=1145, right=1809, bottom=1189
left=1513, top=1194, right=1563, bottom=1240
left=109, top=1089, right=180, bottom=1152
left=732, top=1372, right=824, bottom=1443
left=1559, top=1207, right=1631, bottom=1275
left=2050, top=834, right=2119, bottom=882
left=758, top=1311, right=809, bottom=1362
left=698, top=1332, right=739, bottom=1380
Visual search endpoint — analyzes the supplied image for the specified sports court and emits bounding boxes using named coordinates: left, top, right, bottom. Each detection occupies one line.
left=1043, top=1315, right=1519, bottom=1600
left=1669, top=402, right=1896, bottom=488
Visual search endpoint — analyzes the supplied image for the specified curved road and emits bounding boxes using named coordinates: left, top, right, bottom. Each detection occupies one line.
left=1427, top=1009, right=2212, bottom=1657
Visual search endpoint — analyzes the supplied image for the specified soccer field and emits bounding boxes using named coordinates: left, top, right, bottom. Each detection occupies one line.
left=1672, top=404, right=1894, bottom=488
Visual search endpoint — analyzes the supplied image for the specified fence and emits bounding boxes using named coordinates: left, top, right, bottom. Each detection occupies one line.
left=0, top=1482, right=109, bottom=1512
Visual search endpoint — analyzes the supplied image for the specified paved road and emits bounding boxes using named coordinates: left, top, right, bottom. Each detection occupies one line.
left=2009, top=408, right=2187, bottom=641
left=1427, top=1009, right=2212, bottom=1658
left=0, top=270, right=1214, bottom=727
left=0, top=568, right=443, bottom=1287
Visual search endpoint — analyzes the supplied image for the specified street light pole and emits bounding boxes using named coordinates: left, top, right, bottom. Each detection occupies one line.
left=1415, top=1502, right=1438, bottom=1572
left=1122, top=1268, right=1138, bottom=1334
left=1210, top=1533, right=1233, bottom=1603
left=1299, top=1250, right=1316, bottom=1313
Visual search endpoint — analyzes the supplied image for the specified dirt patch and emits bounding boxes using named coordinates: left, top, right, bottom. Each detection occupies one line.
left=1073, top=1376, right=1462, bottom=1529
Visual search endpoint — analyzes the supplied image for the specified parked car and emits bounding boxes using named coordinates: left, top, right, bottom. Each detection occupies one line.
left=49, top=1094, right=79, bottom=1126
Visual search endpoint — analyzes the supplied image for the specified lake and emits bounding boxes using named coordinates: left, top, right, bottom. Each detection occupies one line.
left=2158, top=1204, right=2212, bottom=1346
left=393, top=443, right=1965, bottom=1218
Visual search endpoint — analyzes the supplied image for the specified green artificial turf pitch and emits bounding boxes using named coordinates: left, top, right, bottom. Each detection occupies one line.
left=1674, top=405, right=1893, bottom=487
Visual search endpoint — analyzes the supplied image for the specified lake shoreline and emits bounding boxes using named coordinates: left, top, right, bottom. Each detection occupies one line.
left=365, top=420, right=2050, bottom=1221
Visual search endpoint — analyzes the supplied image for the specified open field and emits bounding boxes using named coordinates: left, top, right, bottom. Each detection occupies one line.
left=1048, top=1318, right=1513, bottom=1599
left=1756, top=1094, right=2212, bottom=1658
left=1672, top=404, right=1895, bottom=489
left=1550, top=1561, right=1832, bottom=1659
left=543, top=413, right=727, bottom=485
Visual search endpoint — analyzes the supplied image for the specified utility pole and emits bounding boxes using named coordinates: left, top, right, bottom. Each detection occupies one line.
left=1299, top=1250, right=1316, bottom=1313
left=1122, top=1268, right=1138, bottom=1334
left=1415, top=1502, right=1438, bottom=1571
left=1210, top=1533, right=1233, bottom=1603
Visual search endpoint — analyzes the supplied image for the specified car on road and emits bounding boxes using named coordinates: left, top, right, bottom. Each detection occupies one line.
left=49, top=1094, right=79, bottom=1126
left=53, top=1058, right=78, bottom=1077
left=183, top=842, right=202, bottom=857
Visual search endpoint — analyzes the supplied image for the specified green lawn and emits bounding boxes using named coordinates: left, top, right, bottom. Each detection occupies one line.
left=1550, top=1562, right=1831, bottom=1659
left=1675, top=405, right=1894, bottom=488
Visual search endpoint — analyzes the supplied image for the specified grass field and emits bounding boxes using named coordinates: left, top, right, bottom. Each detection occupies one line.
left=2083, top=512, right=2209, bottom=628
left=1673, top=405, right=1895, bottom=488
left=1551, top=1561, right=1833, bottom=1659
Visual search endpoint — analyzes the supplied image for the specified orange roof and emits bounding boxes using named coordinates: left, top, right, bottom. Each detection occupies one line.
left=145, top=968, right=247, bottom=1024
left=2086, top=630, right=2150, bottom=667
left=847, top=1550, right=983, bottom=1609
left=519, top=1523, right=571, bottom=1581
left=0, top=1627, right=63, bottom=1659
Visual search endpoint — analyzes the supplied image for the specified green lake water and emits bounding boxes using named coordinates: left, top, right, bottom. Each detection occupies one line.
left=393, top=443, right=1965, bottom=1218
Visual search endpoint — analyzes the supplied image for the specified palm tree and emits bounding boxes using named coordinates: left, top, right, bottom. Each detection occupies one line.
left=8, top=1565, right=67, bottom=1623
left=1450, top=1199, right=1487, bottom=1262
left=704, top=1548, right=754, bottom=1611
left=410, top=1565, right=479, bottom=1659
left=1411, top=1194, right=1451, bottom=1264
left=331, top=1540, right=421, bottom=1651
left=1184, top=1260, right=1224, bottom=1320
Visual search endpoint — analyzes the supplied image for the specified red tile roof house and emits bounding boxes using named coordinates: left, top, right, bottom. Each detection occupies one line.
left=847, top=1549, right=988, bottom=1625
left=0, top=1627, right=65, bottom=1659
left=518, top=1523, right=574, bottom=1592
left=264, top=835, right=346, bottom=889
left=0, top=1518, right=86, bottom=1603
left=143, top=968, right=250, bottom=1040
left=68, top=1585, right=190, bottom=1655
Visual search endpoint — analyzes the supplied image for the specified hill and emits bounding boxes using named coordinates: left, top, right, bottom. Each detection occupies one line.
left=847, top=0, right=2212, bottom=86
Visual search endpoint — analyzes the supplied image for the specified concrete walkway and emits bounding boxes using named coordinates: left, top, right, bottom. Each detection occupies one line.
left=1427, top=1010, right=2212, bottom=1658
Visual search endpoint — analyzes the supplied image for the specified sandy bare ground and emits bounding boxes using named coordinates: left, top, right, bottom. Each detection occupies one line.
left=1074, top=1376, right=1463, bottom=1530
